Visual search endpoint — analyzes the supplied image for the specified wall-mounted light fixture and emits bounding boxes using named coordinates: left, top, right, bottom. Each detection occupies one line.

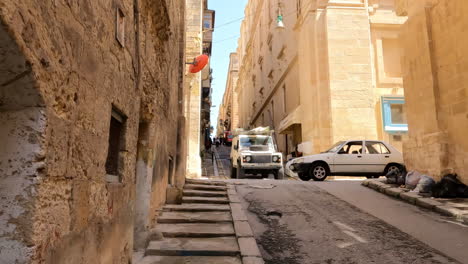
left=276, top=1, right=285, bottom=30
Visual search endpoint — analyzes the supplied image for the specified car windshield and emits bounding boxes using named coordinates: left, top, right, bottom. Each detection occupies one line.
left=323, top=141, right=345, bottom=153
left=239, top=136, right=274, bottom=151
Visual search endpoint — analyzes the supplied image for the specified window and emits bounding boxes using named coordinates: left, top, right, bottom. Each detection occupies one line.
left=105, top=108, right=127, bottom=182
left=365, top=141, right=390, bottom=154
left=338, top=141, right=363, bottom=154
left=296, top=0, right=302, bottom=17
left=282, top=85, right=287, bottom=114
left=271, top=100, right=275, bottom=125
left=382, top=97, right=408, bottom=133
left=115, top=7, right=125, bottom=47
left=168, top=156, right=174, bottom=185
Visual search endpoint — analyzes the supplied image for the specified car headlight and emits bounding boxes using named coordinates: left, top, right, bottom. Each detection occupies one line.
left=243, top=156, right=252, bottom=162
left=272, top=156, right=281, bottom=163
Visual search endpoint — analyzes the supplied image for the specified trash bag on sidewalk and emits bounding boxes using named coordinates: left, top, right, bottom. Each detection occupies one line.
left=405, top=171, right=424, bottom=190
left=432, top=174, right=468, bottom=198
left=385, top=165, right=406, bottom=185
left=413, top=175, right=435, bottom=193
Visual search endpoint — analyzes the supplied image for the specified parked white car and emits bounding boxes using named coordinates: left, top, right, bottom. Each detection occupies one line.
left=289, top=140, right=404, bottom=181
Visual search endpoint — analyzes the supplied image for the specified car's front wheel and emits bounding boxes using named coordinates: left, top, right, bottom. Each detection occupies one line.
left=310, top=163, right=329, bottom=181
left=298, top=172, right=311, bottom=181
left=384, top=164, right=403, bottom=176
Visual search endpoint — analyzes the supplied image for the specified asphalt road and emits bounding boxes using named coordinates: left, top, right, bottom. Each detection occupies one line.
left=234, top=179, right=467, bottom=264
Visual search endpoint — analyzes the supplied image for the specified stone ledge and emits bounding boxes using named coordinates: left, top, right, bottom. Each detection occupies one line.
left=233, top=221, right=254, bottom=238
left=362, top=179, right=468, bottom=224
left=227, top=189, right=265, bottom=263
left=231, top=203, right=248, bottom=221
left=384, top=187, right=405, bottom=198
left=238, top=237, right=262, bottom=257
left=400, top=192, right=422, bottom=204
left=463, top=214, right=468, bottom=225
left=434, top=206, right=465, bottom=218
left=416, top=198, right=443, bottom=210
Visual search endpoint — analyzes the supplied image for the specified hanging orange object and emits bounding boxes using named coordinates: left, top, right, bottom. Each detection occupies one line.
left=189, top=54, right=209, bottom=73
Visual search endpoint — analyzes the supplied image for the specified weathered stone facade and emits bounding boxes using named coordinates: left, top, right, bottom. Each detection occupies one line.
left=234, top=0, right=407, bottom=157
left=185, top=0, right=204, bottom=178
left=397, top=0, right=468, bottom=183
left=217, top=53, right=239, bottom=137
left=0, top=0, right=186, bottom=263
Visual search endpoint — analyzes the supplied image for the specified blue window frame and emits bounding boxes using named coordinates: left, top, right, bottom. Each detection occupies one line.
left=381, top=97, right=408, bottom=133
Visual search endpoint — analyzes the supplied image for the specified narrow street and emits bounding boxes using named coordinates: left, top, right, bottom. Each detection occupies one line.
left=208, top=147, right=468, bottom=264
left=234, top=180, right=467, bottom=264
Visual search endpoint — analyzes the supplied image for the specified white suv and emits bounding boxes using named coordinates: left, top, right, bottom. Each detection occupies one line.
left=230, top=134, right=284, bottom=179
left=289, top=140, right=404, bottom=181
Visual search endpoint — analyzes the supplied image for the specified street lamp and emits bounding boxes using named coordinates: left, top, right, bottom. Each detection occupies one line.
left=276, top=1, right=285, bottom=31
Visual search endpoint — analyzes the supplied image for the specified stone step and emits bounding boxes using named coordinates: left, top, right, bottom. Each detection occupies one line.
left=138, top=256, right=242, bottom=264
left=183, top=196, right=230, bottom=204
left=158, top=211, right=232, bottom=223
left=163, top=204, right=231, bottom=212
left=183, top=189, right=227, bottom=197
left=184, top=184, right=228, bottom=191
left=155, top=223, right=235, bottom=237
left=186, top=179, right=227, bottom=186
left=146, top=237, right=239, bottom=256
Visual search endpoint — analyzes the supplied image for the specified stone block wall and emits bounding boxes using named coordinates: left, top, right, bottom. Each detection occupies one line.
left=0, top=0, right=186, bottom=263
left=184, top=0, right=203, bottom=178
left=398, top=0, right=468, bottom=183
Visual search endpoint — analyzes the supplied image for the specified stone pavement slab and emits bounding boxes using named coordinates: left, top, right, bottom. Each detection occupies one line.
left=233, top=221, right=254, bottom=237
left=146, top=237, right=239, bottom=256
left=183, top=189, right=227, bottom=197
left=184, top=184, right=228, bottom=191
left=138, top=256, right=242, bottom=264
left=182, top=196, right=230, bottom=204
left=163, top=204, right=231, bottom=212
left=158, top=211, right=232, bottom=223
left=238, top=237, right=262, bottom=257
left=384, top=187, right=405, bottom=197
left=231, top=203, right=248, bottom=221
left=400, top=192, right=422, bottom=204
left=156, top=223, right=235, bottom=237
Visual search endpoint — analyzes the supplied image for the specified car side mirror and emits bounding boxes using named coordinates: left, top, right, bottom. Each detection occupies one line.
left=338, top=150, right=346, bottom=154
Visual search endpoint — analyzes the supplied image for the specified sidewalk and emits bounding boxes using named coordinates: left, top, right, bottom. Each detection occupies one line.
left=362, top=178, right=468, bottom=225
left=202, top=146, right=230, bottom=179
left=135, top=179, right=264, bottom=264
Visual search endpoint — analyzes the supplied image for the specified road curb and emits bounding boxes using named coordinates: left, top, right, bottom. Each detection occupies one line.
left=362, top=179, right=468, bottom=224
left=227, top=184, right=265, bottom=264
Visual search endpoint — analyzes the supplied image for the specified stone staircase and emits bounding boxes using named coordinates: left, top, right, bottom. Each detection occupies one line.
left=138, top=179, right=243, bottom=264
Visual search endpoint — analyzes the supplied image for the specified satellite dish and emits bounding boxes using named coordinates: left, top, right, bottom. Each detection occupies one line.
left=189, top=54, right=209, bottom=73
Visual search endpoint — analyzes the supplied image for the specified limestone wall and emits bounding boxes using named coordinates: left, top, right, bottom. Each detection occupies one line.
left=0, top=0, right=186, bottom=263
left=185, top=0, right=203, bottom=178
left=399, top=0, right=468, bottom=183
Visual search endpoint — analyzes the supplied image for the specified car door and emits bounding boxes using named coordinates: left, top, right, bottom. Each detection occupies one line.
left=361, top=141, right=391, bottom=173
left=332, top=141, right=364, bottom=173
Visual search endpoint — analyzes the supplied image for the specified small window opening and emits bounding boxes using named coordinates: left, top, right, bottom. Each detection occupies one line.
left=106, top=108, right=126, bottom=182
left=168, top=156, right=174, bottom=185
left=116, top=7, right=125, bottom=47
